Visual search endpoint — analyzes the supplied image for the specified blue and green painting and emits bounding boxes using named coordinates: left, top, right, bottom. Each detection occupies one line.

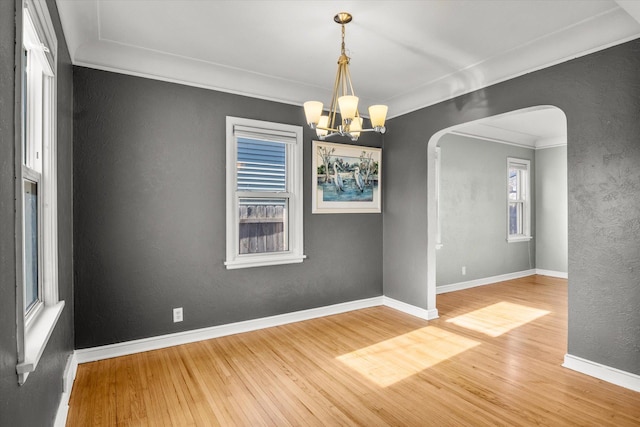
left=317, top=154, right=379, bottom=202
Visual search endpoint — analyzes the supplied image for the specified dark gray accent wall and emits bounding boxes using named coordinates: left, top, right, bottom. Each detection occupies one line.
left=0, top=1, right=74, bottom=426
left=436, top=133, right=535, bottom=286
left=535, top=146, right=568, bottom=273
left=384, top=39, right=640, bottom=375
left=73, top=67, right=383, bottom=349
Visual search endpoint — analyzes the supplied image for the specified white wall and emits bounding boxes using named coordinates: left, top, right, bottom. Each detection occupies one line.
left=535, top=145, right=568, bottom=273
left=436, top=133, right=535, bottom=286
left=436, top=134, right=568, bottom=287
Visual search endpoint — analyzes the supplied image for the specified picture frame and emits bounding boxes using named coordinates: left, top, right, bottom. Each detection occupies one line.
left=312, top=140, right=382, bottom=214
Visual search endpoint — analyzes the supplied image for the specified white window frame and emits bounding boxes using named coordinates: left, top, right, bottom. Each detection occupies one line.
left=225, top=117, right=305, bottom=269
left=16, top=0, right=64, bottom=385
left=506, top=157, right=532, bottom=243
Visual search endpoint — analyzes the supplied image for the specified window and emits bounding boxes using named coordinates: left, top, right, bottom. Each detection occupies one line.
left=16, top=0, right=64, bottom=385
left=225, top=117, right=305, bottom=269
left=507, top=157, right=531, bottom=242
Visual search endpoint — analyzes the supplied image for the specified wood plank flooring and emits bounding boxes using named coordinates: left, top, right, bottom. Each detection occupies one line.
left=66, top=275, right=640, bottom=426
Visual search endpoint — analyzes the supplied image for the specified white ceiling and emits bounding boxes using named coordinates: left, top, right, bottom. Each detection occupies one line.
left=56, top=0, right=640, bottom=122
left=451, top=106, right=567, bottom=149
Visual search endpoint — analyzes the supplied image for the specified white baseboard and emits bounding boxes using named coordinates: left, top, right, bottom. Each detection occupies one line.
left=436, top=269, right=536, bottom=294
left=54, top=352, right=78, bottom=427
left=75, top=296, right=384, bottom=363
left=563, top=354, right=640, bottom=393
left=383, top=296, right=439, bottom=320
left=74, top=294, right=443, bottom=365
left=54, top=401, right=68, bottom=427
left=535, top=269, right=568, bottom=279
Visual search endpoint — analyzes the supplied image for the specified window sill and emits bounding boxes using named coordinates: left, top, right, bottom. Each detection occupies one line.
left=225, top=253, right=306, bottom=269
left=507, top=236, right=533, bottom=243
left=17, top=300, right=64, bottom=385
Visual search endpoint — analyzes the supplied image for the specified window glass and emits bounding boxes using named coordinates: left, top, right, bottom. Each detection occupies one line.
left=508, top=202, right=522, bottom=235
left=23, top=180, right=39, bottom=313
left=238, top=198, right=288, bottom=254
left=508, top=169, right=518, bottom=200
left=237, top=138, right=286, bottom=192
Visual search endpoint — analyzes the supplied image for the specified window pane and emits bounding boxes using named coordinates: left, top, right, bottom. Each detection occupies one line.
left=238, top=198, right=288, bottom=254
left=508, top=168, right=518, bottom=200
left=509, top=202, right=523, bottom=235
left=24, top=180, right=39, bottom=312
left=237, top=138, right=286, bottom=192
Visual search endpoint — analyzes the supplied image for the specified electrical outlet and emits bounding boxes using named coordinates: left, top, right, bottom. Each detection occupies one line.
left=462, top=266, right=466, bottom=275
left=173, top=307, right=183, bottom=323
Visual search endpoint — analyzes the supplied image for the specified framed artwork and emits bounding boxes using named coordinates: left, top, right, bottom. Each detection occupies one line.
left=312, top=140, right=382, bottom=213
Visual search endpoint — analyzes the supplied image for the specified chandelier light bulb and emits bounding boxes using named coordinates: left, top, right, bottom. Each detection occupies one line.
left=316, top=116, right=330, bottom=137
left=368, top=105, right=388, bottom=128
left=304, top=101, right=323, bottom=126
left=338, top=95, right=359, bottom=122
left=349, top=116, right=363, bottom=140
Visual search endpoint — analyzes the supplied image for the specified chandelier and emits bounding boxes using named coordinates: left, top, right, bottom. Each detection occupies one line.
left=303, top=12, right=388, bottom=141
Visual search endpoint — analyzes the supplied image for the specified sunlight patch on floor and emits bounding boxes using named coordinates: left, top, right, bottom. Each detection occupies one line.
left=445, top=301, right=550, bottom=337
left=336, top=326, right=479, bottom=387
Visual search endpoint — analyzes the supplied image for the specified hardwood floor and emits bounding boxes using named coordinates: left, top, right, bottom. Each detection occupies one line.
left=66, top=275, right=640, bottom=426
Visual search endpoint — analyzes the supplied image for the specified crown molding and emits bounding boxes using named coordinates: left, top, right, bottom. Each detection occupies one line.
left=56, top=1, right=640, bottom=118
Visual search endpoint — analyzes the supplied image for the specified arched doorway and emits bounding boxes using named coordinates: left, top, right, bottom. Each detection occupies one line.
left=426, top=105, right=568, bottom=311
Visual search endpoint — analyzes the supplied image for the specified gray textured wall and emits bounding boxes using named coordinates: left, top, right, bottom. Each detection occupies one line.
left=436, top=133, right=535, bottom=286
left=535, top=146, right=568, bottom=273
left=73, top=67, right=383, bottom=349
left=0, top=0, right=74, bottom=425
left=384, top=39, right=640, bottom=375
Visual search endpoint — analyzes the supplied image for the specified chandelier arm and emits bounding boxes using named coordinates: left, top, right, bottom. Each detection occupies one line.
left=326, top=131, right=342, bottom=139
left=315, top=125, right=339, bottom=132
left=354, top=126, right=387, bottom=135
